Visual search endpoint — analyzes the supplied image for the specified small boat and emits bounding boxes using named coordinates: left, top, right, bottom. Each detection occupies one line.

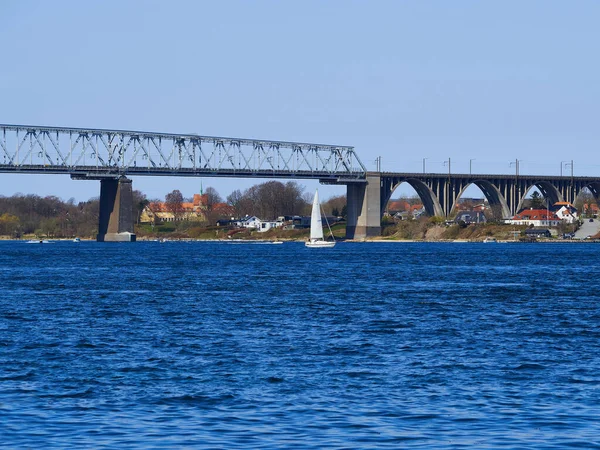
left=27, top=239, right=51, bottom=244
left=483, top=237, right=497, bottom=243
left=73, top=237, right=81, bottom=242
left=305, top=189, right=336, bottom=248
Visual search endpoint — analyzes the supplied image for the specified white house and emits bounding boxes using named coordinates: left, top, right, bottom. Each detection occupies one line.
left=257, top=220, right=284, bottom=232
left=553, top=202, right=578, bottom=224
left=239, top=216, right=261, bottom=229
left=505, top=209, right=561, bottom=227
left=238, top=216, right=284, bottom=232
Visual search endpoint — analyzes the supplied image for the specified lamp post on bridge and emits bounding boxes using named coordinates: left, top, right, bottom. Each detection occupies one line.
left=375, top=156, right=382, bottom=172
left=509, top=159, right=522, bottom=177
left=443, top=158, right=451, bottom=217
left=509, top=159, right=523, bottom=216
left=443, top=158, right=451, bottom=176
left=564, top=160, right=574, bottom=203
left=423, top=158, right=427, bottom=174
left=564, top=160, right=573, bottom=178
left=469, top=159, right=475, bottom=175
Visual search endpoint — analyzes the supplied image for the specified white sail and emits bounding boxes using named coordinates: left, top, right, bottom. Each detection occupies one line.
left=306, top=190, right=335, bottom=247
left=310, top=189, right=324, bottom=241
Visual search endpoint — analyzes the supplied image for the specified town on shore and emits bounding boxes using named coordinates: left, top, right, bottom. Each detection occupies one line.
left=0, top=180, right=598, bottom=242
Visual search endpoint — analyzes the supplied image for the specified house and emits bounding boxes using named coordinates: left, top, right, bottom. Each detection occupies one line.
left=552, top=202, right=578, bottom=224
left=216, top=219, right=236, bottom=227
left=140, top=193, right=208, bottom=223
left=525, top=228, right=551, bottom=238
left=454, top=210, right=487, bottom=224
left=411, top=204, right=426, bottom=218
left=237, top=215, right=285, bottom=232
left=455, top=198, right=486, bottom=212
left=258, top=220, right=283, bottom=232
left=387, top=200, right=411, bottom=214
left=505, top=209, right=561, bottom=227
left=239, top=216, right=261, bottom=229
left=283, top=216, right=311, bottom=229
left=141, top=193, right=235, bottom=224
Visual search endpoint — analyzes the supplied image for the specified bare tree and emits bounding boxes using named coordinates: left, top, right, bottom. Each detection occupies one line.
left=165, top=189, right=184, bottom=220
left=204, top=187, right=222, bottom=211
left=226, top=189, right=244, bottom=217
left=232, top=181, right=308, bottom=219
left=322, top=195, right=346, bottom=216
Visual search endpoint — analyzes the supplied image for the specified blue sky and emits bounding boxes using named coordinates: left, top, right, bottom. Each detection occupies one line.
left=1, top=1, right=599, bottom=202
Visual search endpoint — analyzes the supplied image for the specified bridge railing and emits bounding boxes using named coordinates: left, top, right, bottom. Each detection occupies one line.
left=0, top=125, right=366, bottom=180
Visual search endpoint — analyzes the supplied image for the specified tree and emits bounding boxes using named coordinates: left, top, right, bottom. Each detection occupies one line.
left=165, top=189, right=184, bottom=220
left=41, top=218, right=58, bottom=237
left=323, top=195, right=346, bottom=217
left=204, top=187, right=222, bottom=211
left=132, top=190, right=149, bottom=224
left=530, top=191, right=544, bottom=209
left=226, top=189, right=244, bottom=217
left=0, top=213, right=20, bottom=236
left=229, top=181, right=308, bottom=219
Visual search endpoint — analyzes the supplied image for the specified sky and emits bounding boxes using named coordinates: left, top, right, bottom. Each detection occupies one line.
left=1, top=0, right=600, bottom=202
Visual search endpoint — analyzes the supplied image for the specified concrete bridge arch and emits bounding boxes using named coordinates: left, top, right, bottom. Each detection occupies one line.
left=454, top=180, right=511, bottom=219
left=382, top=178, right=444, bottom=217
left=516, top=181, right=563, bottom=212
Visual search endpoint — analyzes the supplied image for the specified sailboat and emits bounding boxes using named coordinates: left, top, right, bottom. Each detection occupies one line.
left=305, top=189, right=336, bottom=248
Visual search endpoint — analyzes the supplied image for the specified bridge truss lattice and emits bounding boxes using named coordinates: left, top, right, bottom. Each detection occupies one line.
left=0, top=124, right=366, bottom=181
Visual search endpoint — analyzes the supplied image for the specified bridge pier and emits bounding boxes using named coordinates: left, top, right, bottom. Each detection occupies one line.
left=97, top=177, right=136, bottom=242
left=346, top=174, right=381, bottom=239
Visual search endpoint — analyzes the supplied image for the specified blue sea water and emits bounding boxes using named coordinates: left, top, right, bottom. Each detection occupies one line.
left=1, top=240, right=599, bottom=448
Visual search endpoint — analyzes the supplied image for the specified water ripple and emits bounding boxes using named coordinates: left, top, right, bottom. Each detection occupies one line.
left=1, top=241, right=600, bottom=448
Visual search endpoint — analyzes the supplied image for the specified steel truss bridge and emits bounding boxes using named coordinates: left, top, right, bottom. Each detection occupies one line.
left=0, top=124, right=367, bottom=182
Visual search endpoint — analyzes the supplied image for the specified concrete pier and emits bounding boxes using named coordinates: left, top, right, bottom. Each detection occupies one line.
left=346, top=173, right=381, bottom=240
left=97, top=177, right=136, bottom=242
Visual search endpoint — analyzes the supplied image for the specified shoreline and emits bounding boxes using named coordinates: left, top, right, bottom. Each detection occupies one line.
left=2, top=235, right=598, bottom=244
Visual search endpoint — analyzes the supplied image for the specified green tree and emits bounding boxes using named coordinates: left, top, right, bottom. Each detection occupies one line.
left=0, top=213, right=20, bottom=236
left=133, top=190, right=149, bottom=224
left=530, top=191, right=544, bottom=209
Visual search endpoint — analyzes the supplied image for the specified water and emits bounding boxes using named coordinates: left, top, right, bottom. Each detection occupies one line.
left=1, top=241, right=599, bottom=448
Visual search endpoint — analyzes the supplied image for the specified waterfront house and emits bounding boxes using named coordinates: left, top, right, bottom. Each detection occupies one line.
left=258, top=220, right=283, bottom=232
left=239, top=216, right=261, bottom=229
left=525, top=228, right=552, bottom=238
left=505, top=209, right=561, bottom=227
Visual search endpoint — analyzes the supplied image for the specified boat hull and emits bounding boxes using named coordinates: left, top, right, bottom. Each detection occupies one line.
left=305, top=240, right=336, bottom=248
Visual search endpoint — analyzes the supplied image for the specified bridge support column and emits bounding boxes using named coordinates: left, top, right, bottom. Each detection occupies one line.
left=97, top=177, right=136, bottom=242
left=346, top=174, right=381, bottom=240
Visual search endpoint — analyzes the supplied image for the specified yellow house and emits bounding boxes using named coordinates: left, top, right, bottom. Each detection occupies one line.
left=140, top=194, right=207, bottom=223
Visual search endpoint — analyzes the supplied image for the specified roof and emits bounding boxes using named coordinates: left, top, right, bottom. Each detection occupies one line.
left=512, top=209, right=559, bottom=220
